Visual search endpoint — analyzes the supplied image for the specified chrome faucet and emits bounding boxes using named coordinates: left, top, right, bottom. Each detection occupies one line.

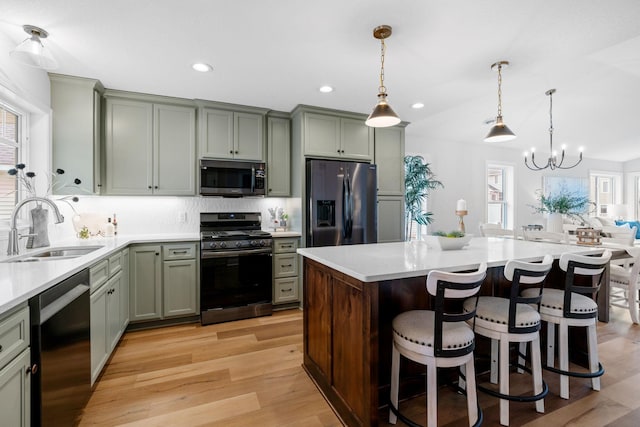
left=7, top=197, right=64, bottom=256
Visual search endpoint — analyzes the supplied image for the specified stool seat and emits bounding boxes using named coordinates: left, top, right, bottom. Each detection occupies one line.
left=465, top=297, right=540, bottom=333
left=522, top=288, right=597, bottom=316
left=393, top=310, right=475, bottom=356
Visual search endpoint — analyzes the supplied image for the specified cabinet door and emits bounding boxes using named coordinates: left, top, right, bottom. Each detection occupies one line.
left=341, top=118, right=374, bottom=161
left=105, top=98, right=153, bottom=195
left=199, top=108, right=234, bottom=159
left=154, top=104, right=196, bottom=195
left=0, top=348, right=30, bottom=427
left=106, top=272, right=122, bottom=352
left=235, top=112, right=264, bottom=161
left=129, top=245, right=162, bottom=322
left=374, top=127, right=405, bottom=196
left=90, top=284, right=108, bottom=385
left=303, top=113, right=341, bottom=158
left=378, top=196, right=405, bottom=243
left=267, top=117, right=291, bottom=196
left=163, top=259, right=198, bottom=318
left=50, top=75, right=102, bottom=195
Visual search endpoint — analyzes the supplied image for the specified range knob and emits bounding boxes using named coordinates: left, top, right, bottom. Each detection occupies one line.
left=250, top=240, right=257, bottom=246
left=220, top=242, right=227, bottom=248
left=259, top=240, right=265, bottom=247
left=208, top=242, right=217, bottom=249
left=235, top=241, right=242, bottom=248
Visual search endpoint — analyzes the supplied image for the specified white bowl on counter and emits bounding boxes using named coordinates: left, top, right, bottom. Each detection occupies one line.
left=424, top=234, right=473, bottom=250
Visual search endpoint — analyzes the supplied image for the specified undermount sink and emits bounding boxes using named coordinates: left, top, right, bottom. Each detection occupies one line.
left=2, top=245, right=104, bottom=263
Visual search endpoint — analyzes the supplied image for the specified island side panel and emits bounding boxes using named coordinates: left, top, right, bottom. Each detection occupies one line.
left=303, top=258, right=380, bottom=427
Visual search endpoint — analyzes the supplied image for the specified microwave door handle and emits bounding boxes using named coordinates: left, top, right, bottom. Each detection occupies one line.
left=251, top=166, right=255, bottom=192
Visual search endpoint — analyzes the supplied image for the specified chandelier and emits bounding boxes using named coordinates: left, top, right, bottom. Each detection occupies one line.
left=524, top=89, right=583, bottom=171
left=365, top=25, right=401, bottom=128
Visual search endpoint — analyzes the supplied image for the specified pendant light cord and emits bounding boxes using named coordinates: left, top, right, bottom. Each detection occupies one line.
left=548, top=90, right=554, bottom=154
left=379, top=38, right=387, bottom=95
left=496, top=63, right=503, bottom=117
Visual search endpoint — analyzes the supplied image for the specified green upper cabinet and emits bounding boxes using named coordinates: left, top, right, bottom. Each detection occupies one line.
left=104, top=92, right=196, bottom=195
left=50, top=74, right=104, bottom=195
left=267, top=116, right=291, bottom=197
left=297, top=108, right=373, bottom=161
left=374, top=126, right=405, bottom=196
left=198, top=105, right=267, bottom=161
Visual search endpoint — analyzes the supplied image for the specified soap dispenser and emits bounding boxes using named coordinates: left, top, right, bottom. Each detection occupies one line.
left=104, top=218, right=115, bottom=237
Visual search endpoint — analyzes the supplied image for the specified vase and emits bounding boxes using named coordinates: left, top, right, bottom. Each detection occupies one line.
left=26, top=205, right=50, bottom=249
left=546, top=212, right=563, bottom=234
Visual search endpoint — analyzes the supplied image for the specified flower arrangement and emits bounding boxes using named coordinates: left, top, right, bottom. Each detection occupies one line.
left=530, top=188, right=594, bottom=224
left=432, top=230, right=466, bottom=238
left=268, top=206, right=288, bottom=230
left=7, top=163, right=82, bottom=198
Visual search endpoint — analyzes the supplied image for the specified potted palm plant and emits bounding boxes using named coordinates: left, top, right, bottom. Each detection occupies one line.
left=404, top=155, right=444, bottom=241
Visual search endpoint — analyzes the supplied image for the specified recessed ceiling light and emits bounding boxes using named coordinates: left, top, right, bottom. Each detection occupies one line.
left=192, top=63, right=212, bottom=72
left=411, top=102, right=424, bottom=109
left=319, top=85, right=334, bottom=93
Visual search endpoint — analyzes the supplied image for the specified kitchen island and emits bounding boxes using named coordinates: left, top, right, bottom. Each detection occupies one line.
left=297, top=237, right=608, bottom=427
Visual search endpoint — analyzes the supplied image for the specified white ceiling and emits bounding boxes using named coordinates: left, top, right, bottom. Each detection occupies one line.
left=2, top=0, right=640, bottom=162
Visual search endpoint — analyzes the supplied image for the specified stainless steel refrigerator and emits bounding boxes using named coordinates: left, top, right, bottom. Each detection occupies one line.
left=306, top=159, right=377, bottom=247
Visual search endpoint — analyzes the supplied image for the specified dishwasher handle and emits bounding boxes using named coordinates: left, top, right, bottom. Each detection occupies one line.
left=40, top=284, right=89, bottom=324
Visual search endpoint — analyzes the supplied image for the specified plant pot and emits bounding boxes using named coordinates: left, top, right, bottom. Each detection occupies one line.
left=546, top=212, right=563, bottom=234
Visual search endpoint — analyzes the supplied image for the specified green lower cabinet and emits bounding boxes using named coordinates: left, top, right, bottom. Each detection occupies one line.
left=90, top=283, right=109, bottom=385
left=163, top=259, right=198, bottom=317
left=130, top=242, right=198, bottom=323
left=0, top=348, right=30, bottom=427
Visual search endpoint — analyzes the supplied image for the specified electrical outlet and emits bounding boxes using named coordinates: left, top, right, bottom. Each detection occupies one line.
left=177, top=212, right=187, bottom=223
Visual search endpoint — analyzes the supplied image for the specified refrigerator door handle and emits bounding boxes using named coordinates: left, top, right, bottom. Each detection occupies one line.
left=251, top=166, right=256, bottom=192
left=343, top=171, right=353, bottom=239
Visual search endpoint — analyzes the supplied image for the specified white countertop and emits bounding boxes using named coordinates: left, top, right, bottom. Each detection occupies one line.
left=0, top=233, right=198, bottom=316
left=297, top=237, right=607, bottom=282
left=269, top=231, right=301, bottom=238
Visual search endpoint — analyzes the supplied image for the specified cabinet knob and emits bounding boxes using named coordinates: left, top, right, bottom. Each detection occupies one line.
left=154, top=186, right=158, bottom=189
left=97, top=184, right=102, bottom=187
left=268, top=188, right=272, bottom=192
left=282, top=288, right=293, bottom=292
left=155, top=253, right=159, bottom=256
left=337, top=149, right=341, bottom=153
left=26, top=364, right=38, bottom=375
left=235, top=150, right=239, bottom=154
left=148, top=186, right=152, bottom=189
left=341, top=150, right=345, bottom=153
left=229, top=150, right=233, bottom=154
left=0, top=344, right=2, bottom=352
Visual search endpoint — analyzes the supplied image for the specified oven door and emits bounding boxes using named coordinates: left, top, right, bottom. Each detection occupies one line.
left=200, top=248, right=272, bottom=310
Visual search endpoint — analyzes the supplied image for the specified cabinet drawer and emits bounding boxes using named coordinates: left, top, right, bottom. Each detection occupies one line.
left=0, top=305, right=29, bottom=371
left=108, top=251, right=123, bottom=276
left=274, top=277, right=299, bottom=304
left=90, top=259, right=109, bottom=293
left=163, top=243, right=197, bottom=260
left=273, top=238, right=298, bottom=253
left=273, top=253, right=298, bottom=278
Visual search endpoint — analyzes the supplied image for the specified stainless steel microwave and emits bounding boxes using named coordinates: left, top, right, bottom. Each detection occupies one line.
left=200, top=159, right=266, bottom=197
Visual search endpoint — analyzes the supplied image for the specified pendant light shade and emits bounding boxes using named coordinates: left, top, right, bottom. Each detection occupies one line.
left=366, top=25, right=401, bottom=128
left=484, top=61, right=515, bottom=142
left=10, top=25, right=58, bottom=70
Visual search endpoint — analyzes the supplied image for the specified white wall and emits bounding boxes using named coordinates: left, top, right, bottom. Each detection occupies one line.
left=406, top=136, right=623, bottom=235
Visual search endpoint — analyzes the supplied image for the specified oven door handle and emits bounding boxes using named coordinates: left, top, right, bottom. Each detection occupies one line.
left=201, top=248, right=273, bottom=259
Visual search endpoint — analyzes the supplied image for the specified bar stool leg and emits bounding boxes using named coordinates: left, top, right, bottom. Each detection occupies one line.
left=559, top=320, right=570, bottom=399
left=491, top=339, right=499, bottom=384
left=587, top=323, right=601, bottom=391
left=531, top=336, right=545, bottom=413
left=517, top=342, right=526, bottom=374
left=389, top=343, right=400, bottom=424
left=427, top=362, right=438, bottom=427
left=465, top=356, right=479, bottom=427
left=546, top=322, right=555, bottom=368
left=499, top=336, right=510, bottom=426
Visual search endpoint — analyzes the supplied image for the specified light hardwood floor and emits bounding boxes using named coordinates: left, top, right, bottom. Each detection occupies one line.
left=79, top=307, right=640, bottom=427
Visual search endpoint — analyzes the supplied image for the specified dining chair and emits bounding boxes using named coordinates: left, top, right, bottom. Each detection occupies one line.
left=479, top=223, right=515, bottom=238
left=609, top=249, right=640, bottom=324
left=389, top=263, right=487, bottom=427
left=522, top=229, right=567, bottom=243
left=601, top=225, right=638, bottom=247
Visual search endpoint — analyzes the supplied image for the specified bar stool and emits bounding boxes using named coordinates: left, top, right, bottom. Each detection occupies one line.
left=522, top=250, right=611, bottom=399
left=463, top=255, right=553, bottom=426
left=389, top=263, right=487, bottom=427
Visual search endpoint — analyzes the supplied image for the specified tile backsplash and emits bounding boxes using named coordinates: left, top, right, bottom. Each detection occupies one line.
left=45, top=196, right=301, bottom=241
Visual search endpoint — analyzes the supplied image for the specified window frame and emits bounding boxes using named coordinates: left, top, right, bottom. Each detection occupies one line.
left=485, top=162, right=515, bottom=229
left=589, top=170, right=622, bottom=218
left=0, top=99, right=29, bottom=222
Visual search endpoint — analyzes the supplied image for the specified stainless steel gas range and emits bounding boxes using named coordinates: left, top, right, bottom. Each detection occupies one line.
left=199, top=212, right=273, bottom=325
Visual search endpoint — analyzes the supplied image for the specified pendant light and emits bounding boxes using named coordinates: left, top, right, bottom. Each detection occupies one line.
left=10, top=25, right=58, bottom=70
left=484, top=61, right=515, bottom=142
left=524, top=89, right=583, bottom=171
left=365, top=25, right=401, bottom=128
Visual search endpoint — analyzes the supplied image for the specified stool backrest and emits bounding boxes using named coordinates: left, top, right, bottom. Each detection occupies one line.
left=559, top=250, right=612, bottom=319
left=426, top=263, right=487, bottom=357
left=504, top=254, right=553, bottom=333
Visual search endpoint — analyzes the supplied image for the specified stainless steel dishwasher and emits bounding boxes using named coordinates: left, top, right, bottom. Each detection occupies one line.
left=29, top=268, right=91, bottom=427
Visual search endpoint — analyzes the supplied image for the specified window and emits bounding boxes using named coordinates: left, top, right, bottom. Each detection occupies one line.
left=0, top=103, right=21, bottom=221
left=589, top=171, right=622, bottom=218
left=486, top=163, right=514, bottom=228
